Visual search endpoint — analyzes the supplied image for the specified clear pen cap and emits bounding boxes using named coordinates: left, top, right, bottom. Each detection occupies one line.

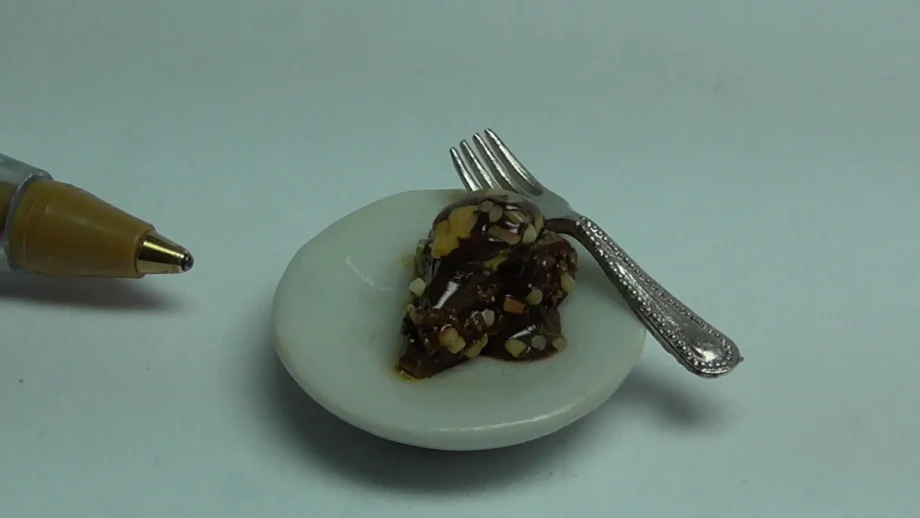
left=0, top=152, right=52, bottom=189
left=0, top=153, right=53, bottom=269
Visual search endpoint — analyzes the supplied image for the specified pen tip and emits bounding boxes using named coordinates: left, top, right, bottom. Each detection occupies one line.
left=181, top=253, right=194, bottom=272
left=136, top=231, right=194, bottom=275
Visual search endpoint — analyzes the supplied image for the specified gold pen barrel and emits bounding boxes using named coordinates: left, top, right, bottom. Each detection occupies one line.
left=0, top=182, right=14, bottom=234
left=7, top=179, right=192, bottom=278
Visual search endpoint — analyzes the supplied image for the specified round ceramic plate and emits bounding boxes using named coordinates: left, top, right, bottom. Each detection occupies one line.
left=272, top=189, right=646, bottom=451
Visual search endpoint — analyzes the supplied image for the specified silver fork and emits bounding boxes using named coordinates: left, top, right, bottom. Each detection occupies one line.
left=449, top=129, right=743, bottom=378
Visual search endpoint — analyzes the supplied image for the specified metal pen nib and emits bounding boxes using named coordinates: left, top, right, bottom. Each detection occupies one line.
left=136, top=231, right=194, bottom=275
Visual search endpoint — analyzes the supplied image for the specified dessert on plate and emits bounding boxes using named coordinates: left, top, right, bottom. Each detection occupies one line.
left=398, top=189, right=578, bottom=379
left=272, top=188, right=647, bottom=450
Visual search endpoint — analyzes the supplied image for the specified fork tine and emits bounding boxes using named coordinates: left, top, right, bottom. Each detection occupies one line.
left=450, top=147, right=481, bottom=192
left=459, top=140, right=501, bottom=190
left=471, top=133, right=528, bottom=195
left=483, top=129, right=544, bottom=194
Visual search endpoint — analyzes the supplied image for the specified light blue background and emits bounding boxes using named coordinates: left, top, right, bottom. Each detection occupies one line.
left=1, top=1, right=918, bottom=516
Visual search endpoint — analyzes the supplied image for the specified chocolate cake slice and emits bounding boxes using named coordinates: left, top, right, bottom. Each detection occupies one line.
left=397, top=190, right=578, bottom=379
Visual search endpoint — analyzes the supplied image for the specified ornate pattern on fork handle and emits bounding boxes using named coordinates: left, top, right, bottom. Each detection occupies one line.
left=553, top=214, right=743, bottom=378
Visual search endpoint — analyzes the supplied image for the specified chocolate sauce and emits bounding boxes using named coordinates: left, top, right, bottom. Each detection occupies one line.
left=398, top=190, right=578, bottom=379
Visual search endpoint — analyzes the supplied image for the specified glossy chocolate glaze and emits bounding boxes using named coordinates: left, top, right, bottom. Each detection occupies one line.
left=398, top=190, right=578, bottom=379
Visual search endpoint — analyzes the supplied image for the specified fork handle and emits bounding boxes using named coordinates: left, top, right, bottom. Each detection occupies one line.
left=551, top=213, right=743, bottom=378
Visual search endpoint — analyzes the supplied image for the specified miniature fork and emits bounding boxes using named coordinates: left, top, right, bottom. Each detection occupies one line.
left=449, top=129, right=743, bottom=378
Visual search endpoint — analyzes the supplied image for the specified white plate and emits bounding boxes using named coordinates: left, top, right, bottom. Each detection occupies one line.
left=272, top=189, right=646, bottom=451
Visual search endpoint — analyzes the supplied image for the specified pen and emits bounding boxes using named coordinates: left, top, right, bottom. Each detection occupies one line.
left=0, top=153, right=193, bottom=278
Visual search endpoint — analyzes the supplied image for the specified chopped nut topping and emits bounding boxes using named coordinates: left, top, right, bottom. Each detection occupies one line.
left=481, top=309, right=496, bottom=327
left=408, top=277, right=427, bottom=296
left=531, top=335, right=547, bottom=350
left=525, top=288, right=544, bottom=305
left=504, top=338, right=527, bottom=358
left=482, top=188, right=507, bottom=196
left=505, top=210, right=529, bottom=225
left=488, top=225, right=521, bottom=245
left=465, top=335, right=489, bottom=358
left=448, top=205, right=478, bottom=237
left=438, top=327, right=460, bottom=348
left=483, top=253, right=508, bottom=270
left=503, top=297, right=526, bottom=314
left=447, top=336, right=467, bottom=354
left=560, top=272, right=576, bottom=294
left=431, top=220, right=456, bottom=258
left=431, top=205, right=479, bottom=259
left=488, top=205, right=503, bottom=223
left=551, top=337, right=568, bottom=350
left=521, top=224, right=538, bottom=245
